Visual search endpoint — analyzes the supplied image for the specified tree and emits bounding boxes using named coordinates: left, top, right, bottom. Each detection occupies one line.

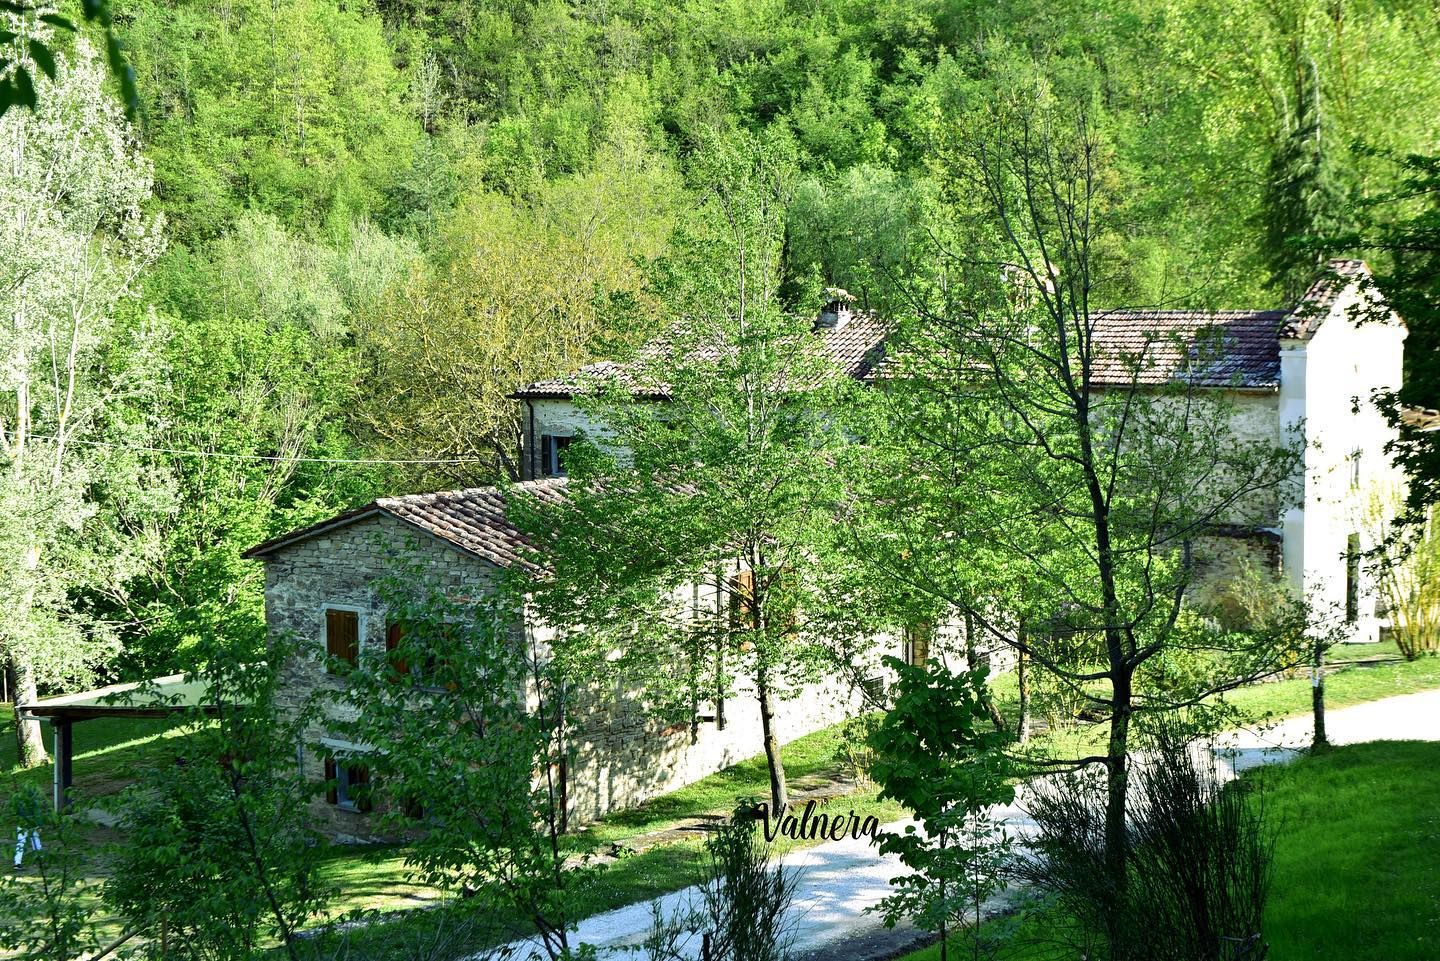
left=867, top=70, right=1305, bottom=945
left=334, top=570, right=596, bottom=961
left=1261, top=49, right=1346, bottom=301
left=868, top=659, right=1014, bottom=961
left=0, top=2, right=136, bottom=119
left=1357, top=480, right=1440, bottom=660
left=103, top=638, right=332, bottom=961
left=105, top=213, right=405, bottom=676
left=354, top=145, right=678, bottom=489
left=0, top=785, right=97, bottom=961
left=0, top=30, right=165, bottom=765
left=518, top=130, right=889, bottom=815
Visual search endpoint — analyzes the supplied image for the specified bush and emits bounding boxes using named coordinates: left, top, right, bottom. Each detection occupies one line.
left=1019, top=731, right=1273, bottom=961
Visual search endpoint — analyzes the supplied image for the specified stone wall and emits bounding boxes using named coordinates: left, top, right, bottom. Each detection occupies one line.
left=259, top=514, right=889, bottom=838
left=260, top=512, right=502, bottom=840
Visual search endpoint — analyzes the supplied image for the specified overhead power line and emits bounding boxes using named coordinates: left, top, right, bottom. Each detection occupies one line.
left=20, top=434, right=490, bottom=466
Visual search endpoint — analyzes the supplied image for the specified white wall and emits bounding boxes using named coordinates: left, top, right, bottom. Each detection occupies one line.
left=1281, top=284, right=1407, bottom=641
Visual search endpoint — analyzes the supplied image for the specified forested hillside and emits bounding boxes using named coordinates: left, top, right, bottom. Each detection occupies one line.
left=3, top=0, right=1439, bottom=701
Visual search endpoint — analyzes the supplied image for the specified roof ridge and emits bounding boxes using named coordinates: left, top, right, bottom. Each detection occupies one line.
left=377, top=476, right=567, bottom=506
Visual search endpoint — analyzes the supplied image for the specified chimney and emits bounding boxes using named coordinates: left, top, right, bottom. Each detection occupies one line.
left=816, top=287, right=856, bottom=330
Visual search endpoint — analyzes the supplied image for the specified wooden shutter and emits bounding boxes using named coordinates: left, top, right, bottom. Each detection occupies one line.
left=326, top=609, right=359, bottom=671
left=729, top=570, right=757, bottom=630
left=540, top=435, right=555, bottom=477
left=324, top=757, right=338, bottom=805
left=905, top=622, right=932, bottom=667
left=386, top=621, right=407, bottom=680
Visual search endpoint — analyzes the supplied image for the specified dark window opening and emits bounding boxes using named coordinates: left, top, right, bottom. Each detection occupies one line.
left=324, top=757, right=372, bottom=812
left=540, top=434, right=573, bottom=477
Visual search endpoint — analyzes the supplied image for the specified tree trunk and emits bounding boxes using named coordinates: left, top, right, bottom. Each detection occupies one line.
left=1016, top=648, right=1031, bottom=745
left=756, top=667, right=787, bottom=814
left=13, top=657, right=47, bottom=768
left=1103, top=667, right=1133, bottom=952
left=1311, top=639, right=1329, bottom=751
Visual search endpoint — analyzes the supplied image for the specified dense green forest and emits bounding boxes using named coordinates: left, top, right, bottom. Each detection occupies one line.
left=2, top=0, right=1438, bottom=698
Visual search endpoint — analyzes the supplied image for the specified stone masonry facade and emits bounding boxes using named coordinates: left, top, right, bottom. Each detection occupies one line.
left=258, top=511, right=876, bottom=839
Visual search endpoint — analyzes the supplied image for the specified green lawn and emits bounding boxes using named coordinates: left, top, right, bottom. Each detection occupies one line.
left=900, top=739, right=1440, bottom=961
left=3, top=644, right=1435, bottom=959
left=0, top=709, right=175, bottom=801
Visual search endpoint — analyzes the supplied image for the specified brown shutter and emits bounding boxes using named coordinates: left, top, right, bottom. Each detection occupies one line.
left=386, top=621, right=407, bottom=680
left=324, top=757, right=338, bottom=805
left=729, top=570, right=757, bottom=629
left=326, top=610, right=359, bottom=671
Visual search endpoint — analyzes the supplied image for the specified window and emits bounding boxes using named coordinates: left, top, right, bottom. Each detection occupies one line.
left=728, top=569, right=757, bottom=631
left=325, top=608, right=360, bottom=674
left=385, top=620, right=406, bottom=679
left=324, top=757, right=372, bottom=812
left=903, top=623, right=933, bottom=668
left=539, top=434, right=573, bottom=477
left=1346, top=533, right=1361, bottom=623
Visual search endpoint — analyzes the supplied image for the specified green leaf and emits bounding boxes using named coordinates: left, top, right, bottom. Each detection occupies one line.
left=28, top=40, right=55, bottom=81
left=13, top=65, right=35, bottom=110
left=39, top=14, right=76, bottom=32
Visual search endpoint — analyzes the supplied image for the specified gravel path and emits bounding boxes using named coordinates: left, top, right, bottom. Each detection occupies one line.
left=477, top=688, right=1440, bottom=961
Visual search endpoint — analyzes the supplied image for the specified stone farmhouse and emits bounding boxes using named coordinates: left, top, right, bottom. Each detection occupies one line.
left=245, top=258, right=1406, bottom=838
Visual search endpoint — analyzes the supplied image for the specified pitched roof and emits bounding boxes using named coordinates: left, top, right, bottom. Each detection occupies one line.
left=1090, top=260, right=1391, bottom=390
left=1280, top=259, right=1372, bottom=339
left=1089, top=309, right=1287, bottom=389
left=511, top=314, right=888, bottom=399
left=242, top=478, right=568, bottom=570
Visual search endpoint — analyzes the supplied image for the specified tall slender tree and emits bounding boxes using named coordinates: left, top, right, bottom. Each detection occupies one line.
left=518, top=131, right=889, bottom=815
left=867, top=70, right=1307, bottom=949
left=0, top=30, right=164, bottom=764
left=1262, top=51, right=1346, bottom=301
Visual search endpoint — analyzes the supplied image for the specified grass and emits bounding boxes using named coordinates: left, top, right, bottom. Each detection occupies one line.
left=298, top=721, right=908, bottom=959
left=898, top=739, right=1440, bottom=961
left=0, top=708, right=175, bottom=801
left=1255, top=740, right=1440, bottom=959
left=1223, top=639, right=1440, bottom=720
left=2, top=644, right=1434, bottom=958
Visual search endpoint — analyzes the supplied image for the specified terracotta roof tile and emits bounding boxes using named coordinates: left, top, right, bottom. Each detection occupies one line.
left=511, top=315, right=888, bottom=399
left=243, top=478, right=569, bottom=570
left=1090, top=309, right=1287, bottom=389
left=1279, top=259, right=1372, bottom=339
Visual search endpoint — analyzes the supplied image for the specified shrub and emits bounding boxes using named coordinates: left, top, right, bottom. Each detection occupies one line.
left=1019, top=731, right=1273, bottom=961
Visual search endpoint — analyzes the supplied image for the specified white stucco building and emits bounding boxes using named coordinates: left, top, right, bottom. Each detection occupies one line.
left=1086, top=259, right=1406, bottom=639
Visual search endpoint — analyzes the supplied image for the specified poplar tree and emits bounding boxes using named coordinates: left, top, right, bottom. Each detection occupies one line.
left=0, top=30, right=164, bottom=764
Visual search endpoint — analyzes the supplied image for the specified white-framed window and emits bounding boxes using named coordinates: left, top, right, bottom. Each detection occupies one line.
left=540, top=434, right=573, bottom=477
left=323, top=605, right=366, bottom=675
